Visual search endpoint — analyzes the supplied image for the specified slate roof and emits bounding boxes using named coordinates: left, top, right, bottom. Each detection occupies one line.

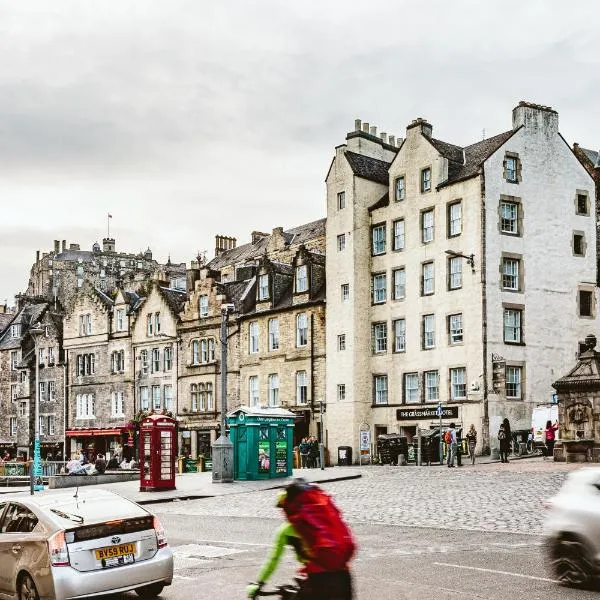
left=207, top=218, right=326, bottom=270
left=0, top=303, right=48, bottom=350
left=218, top=281, right=250, bottom=312
left=159, top=287, right=188, bottom=316
left=582, top=148, right=600, bottom=168
left=368, top=191, right=390, bottom=213
left=0, top=313, right=13, bottom=333
left=344, top=151, right=390, bottom=185
left=55, top=250, right=95, bottom=262
left=92, top=288, right=114, bottom=310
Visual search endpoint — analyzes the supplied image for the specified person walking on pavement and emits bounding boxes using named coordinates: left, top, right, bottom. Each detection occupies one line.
left=299, top=438, right=310, bottom=469
left=544, top=420, right=559, bottom=460
left=498, top=424, right=509, bottom=463
left=446, top=423, right=457, bottom=467
left=309, top=437, right=320, bottom=469
left=502, top=418, right=512, bottom=456
left=466, top=424, right=477, bottom=465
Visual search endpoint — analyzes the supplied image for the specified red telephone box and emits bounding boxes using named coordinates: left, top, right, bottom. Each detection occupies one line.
left=139, top=414, right=177, bottom=492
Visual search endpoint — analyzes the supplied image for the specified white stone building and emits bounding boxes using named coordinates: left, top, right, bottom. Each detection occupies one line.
left=325, top=102, right=598, bottom=460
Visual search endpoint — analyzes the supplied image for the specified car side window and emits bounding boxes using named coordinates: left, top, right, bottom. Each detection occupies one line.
left=1, top=504, right=38, bottom=533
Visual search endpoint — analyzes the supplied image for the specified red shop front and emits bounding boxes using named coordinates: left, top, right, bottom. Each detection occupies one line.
left=66, top=427, right=132, bottom=461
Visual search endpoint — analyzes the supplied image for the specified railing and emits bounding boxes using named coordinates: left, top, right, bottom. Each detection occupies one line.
left=0, top=461, right=68, bottom=477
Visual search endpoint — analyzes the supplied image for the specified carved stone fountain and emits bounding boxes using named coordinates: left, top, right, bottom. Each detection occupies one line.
left=552, top=334, right=600, bottom=462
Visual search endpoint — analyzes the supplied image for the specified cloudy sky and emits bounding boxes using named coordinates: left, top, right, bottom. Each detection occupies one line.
left=1, top=1, right=599, bottom=302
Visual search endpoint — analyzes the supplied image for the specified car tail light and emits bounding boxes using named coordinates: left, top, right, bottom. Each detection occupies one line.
left=48, top=530, right=70, bottom=566
left=153, top=516, right=168, bottom=548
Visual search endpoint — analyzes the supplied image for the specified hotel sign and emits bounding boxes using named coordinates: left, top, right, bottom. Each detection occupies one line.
left=396, top=406, right=459, bottom=420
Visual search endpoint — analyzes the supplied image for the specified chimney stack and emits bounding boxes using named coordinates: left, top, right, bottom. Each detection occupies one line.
left=362, top=122, right=369, bottom=133
left=252, top=231, right=268, bottom=245
left=53, top=240, right=60, bottom=255
left=215, top=235, right=237, bottom=256
left=388, top=135, right=395, bottom=146
left=380, top=132, right=387, bottom=144
left=370, top=125, right=377, bottom=137
left=62, top=240, right=66, bottom=252
left=354, top=119, right=362, bottom=132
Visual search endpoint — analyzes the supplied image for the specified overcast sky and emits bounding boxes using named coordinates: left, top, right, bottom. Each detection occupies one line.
left=1, top=1, right=599, bottom=303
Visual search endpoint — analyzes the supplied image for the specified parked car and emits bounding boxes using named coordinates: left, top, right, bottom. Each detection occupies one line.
left=0, top=488, right=173, bottom=599
left=543, top=467, right=600, bottom=587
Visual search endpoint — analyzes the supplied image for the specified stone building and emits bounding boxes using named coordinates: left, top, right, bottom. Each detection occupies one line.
left=176, top=222, right=326, bottom=458
left=325, top=102, right=598, bottom=461
left=25, top=236, right=185, bottom=312
left=0, top=301, right=65, bottom=459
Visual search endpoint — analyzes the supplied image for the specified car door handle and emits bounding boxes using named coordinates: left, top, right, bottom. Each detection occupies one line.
left=11, top=544, right=22, bottom=553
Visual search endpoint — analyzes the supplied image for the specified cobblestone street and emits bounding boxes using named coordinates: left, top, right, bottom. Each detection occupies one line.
left=155, top=457, right=583, bottom=535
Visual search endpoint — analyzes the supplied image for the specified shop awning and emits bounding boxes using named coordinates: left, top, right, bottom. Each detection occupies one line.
left=66, top=428, right=125, bottom=437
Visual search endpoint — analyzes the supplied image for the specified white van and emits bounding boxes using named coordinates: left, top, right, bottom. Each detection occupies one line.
left=532, top=403, right=558, bottom=450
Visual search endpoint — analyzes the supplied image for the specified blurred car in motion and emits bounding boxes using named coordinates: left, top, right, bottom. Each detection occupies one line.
left=544, top=468, right=600, bottom=587
left=0, top=488, right=173, bottom=599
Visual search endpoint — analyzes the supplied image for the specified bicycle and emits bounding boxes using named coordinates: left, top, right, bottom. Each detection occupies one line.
left=252, top=582, right=300, bottom=599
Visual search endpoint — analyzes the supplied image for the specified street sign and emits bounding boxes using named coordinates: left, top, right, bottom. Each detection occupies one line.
left=436, top=404, right=442, bottom=417
left=359, top=430, right=370, bottom=451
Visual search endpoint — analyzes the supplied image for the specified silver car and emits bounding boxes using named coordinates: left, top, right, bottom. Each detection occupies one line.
left=0, top=488, right=173, bottom=600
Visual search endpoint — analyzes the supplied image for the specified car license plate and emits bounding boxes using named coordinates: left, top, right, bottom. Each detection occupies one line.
left=95, top=543, right=136, bottom=561
left=103, top=553, right=135, bottom=568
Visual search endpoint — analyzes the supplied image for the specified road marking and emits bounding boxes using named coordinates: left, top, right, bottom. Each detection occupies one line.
left=174, top=544, right=246, bottom=558
left=433, top=562, right=557, bottom=583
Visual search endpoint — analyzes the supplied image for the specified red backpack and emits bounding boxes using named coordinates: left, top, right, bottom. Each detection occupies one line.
left=284, top=485, right=356, bottom=574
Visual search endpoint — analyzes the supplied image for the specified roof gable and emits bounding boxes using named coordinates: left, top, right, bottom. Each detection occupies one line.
left=344, top=151, right=390, bottom=185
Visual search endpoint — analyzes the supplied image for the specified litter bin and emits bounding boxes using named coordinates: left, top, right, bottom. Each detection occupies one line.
left=337, top=446, right=352, bottom=466
left=184, top=458, right=197, bottom=473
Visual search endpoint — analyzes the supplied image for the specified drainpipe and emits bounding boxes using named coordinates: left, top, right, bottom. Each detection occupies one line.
left=480, top=169, right=490, bottom=455
left=62, top=361, right=67, bottom=462
left=310, top=312, right=315, bottom=437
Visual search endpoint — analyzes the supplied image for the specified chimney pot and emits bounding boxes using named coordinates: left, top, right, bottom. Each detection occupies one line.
left=388, top=135, right=395, bottom=146
left=362, top=122, right=369, bottom=133
left=354, top=119, right=362, bottom=132
left=380, top=132, right=387, bottom=144
left=370, top=126, right=377, bottom=137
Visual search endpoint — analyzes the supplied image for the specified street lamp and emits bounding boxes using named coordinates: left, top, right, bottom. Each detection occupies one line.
left=212, top=303, right=234, bottom=483
left=444, top=250, right=475, bottom=272
left=29, top=322, right=45, bottom=494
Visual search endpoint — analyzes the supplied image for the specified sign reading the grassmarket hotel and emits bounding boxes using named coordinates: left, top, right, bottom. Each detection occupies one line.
left=396, top=406, right=459, bottom=420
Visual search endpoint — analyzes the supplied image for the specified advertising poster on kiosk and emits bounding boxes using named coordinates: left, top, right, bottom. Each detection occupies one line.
left=258, top=440, right=270, bottom=473
left=275, top=440, right=287, bottom=474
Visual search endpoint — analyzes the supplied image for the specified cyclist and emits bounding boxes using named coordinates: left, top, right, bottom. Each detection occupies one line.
left=248, top=479, right=355, bottom=599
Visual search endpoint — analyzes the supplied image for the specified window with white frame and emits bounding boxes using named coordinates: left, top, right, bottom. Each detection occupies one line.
left=248, top=376, right=259, bottom=407
left=393, top=219, right=405, bottom=251
left=268, top=319, right=280, bottom=351
left=504, top=308, right=522, bottom=343
left=140, top=349, right=149, bottom=374
left=76, top=393, right=95, bottom=418
left=448, top=201, right=462, bottom=237
left=163, top=385, right=173, bottom=411
left=422, top=262, right=434, bottom=295
left=296, top=313, right=308, bottom=347
left=372, top=273, right=386, bottom=304
left=152, top=385, right=161, bottom=410
left=425, top=370, right=439, bottom=402
left=505, top=156, right=518, bottom=182
left=500, top=201, right=518, bottom=234
left=39, top=382, right=46, bottom=401
left=199, top=295, right=209, bottom=318
left=394, top=319, right=406, bottom=352
left=208, top=338, right=215, bottom=362
left=39, top=348, right=45, bottom=364
left=258, top=274, right=270, bottom=300
left=372, top=224, right=386, bottom=255
left=422, top=314, right=435, bottom=349
left=404, top=373, right=419, bottom=404
left=395, top=176, right=405, bottom=201
left=191, top=340, right=200, bottom=364
left=86, top=314, right=92, bottom=335
left=449, top=257, right=462, bottom=290
left=140, top=386, right=149, bottom=410
left=191, top=384, right=198, bottom=411
left=337, top=191, right=345, bottom=210
left=502, top=258, right=520, bottom=291
left=164, top=346, right=173, bottom=371
left=296, top=265, right=308, bottom=293
left=48, top=415, right=55, bottom=435
left=268, top=374, right=280, bottom=407
left=147, top=314, right=153, bottom=336
left=206, top=383, right=214, bottom=411
left=154, top=312, right=161, bottom=335
left=10, top=324, right=21, bottom=338
left=111, top=350, right=125, bottom=373
left=337, top=384, right=346, bottom=401
left=201, top=339, right=208, bottom=363
left=373, top=322, right=387, bottom=353
left=18, top=402, right=26, bottom=416
left=374, top=375, right=388, bottom=405
left=11, top=384, right=18, bottom=402
left=450, top=367, right=467, bottom=400
left=199, top=383, right=206, bottom=411
left=116, top=309, right=125, bottom=331
left=111, top=391, right=125, bottom=417
left=506, top=366, right=522, bottom=399
left=10, top=351, right=18, bottom=371
left=249, top=322, right=259, bottom=353
left=421, top=168, right=431, bottom=192
left=296, top=371, right=308, bottom=405
left=341, top=284, right=349, bottom=301
left=337, top=234, right=346, bottom=252
left=448, top=313, right=463, bottom=344
left=10, top=417, right=17, bottom=437
left=48, top=346, right=55, bottom=364
left=39, top=415, right=46, bottom=436
left=422, top=210, right=434, bottom=242
left=393, top=268, right=406, bottom=300
left=337, top=334, right=346, bottom=351
left=151, top=348, right=160, bottom=372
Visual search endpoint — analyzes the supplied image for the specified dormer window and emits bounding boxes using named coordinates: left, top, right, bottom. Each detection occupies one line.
left=10, top=324, right=21, bottom=338
left=258, top=274, right=269, bottom=301
left=199, top=295, right=208, bottom=318
left=116, top=309, right=125, bottom=332
left=296, top=265, right=308, bottom=293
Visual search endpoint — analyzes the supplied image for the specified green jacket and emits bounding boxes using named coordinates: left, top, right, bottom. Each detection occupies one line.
left=257, top=522, right=309, bottom=584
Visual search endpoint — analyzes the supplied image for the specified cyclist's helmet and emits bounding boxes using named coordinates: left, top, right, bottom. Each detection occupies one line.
left=275, top=490, right=287, bottom=508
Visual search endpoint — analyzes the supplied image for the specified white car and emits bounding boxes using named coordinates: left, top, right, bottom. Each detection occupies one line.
left=0, top=488, right=173, bottom=599
left=543, top=467, right=600, bottom=587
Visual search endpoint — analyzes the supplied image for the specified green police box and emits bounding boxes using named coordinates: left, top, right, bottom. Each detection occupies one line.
left=227, top=406, right=295, bottom=480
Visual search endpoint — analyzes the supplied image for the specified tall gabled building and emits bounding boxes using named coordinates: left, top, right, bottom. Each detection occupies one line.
left=326, top=102, right=598, bottom=460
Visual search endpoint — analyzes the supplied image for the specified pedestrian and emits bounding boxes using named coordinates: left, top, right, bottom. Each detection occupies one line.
left=502, top=418, right=512, bottom=455
left=456, top=427, right=463, bottom=467
left=445, top=423, right=457, bottom=468
left=309, top=437, right=320, bottom=469
left=299, top=438, right=310, bottom=469
left=466, top=424, right=477, bottom=465
left=498, top=424, right=509, bottom=463
left=544, top=420, right=559, bottom=460
left=94, top=453, right=106, bottom=475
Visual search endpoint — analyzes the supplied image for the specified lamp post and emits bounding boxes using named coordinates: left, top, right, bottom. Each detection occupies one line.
left=212, top=304, right=234, bottom=483
left=29, top=322, right=45, bottom=494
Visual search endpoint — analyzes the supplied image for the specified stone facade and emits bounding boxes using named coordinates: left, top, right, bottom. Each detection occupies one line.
left=326, top=103, right=598, bottom=462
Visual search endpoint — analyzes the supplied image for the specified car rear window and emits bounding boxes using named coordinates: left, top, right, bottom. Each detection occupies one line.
left=68, top=516, right=154, bottom=543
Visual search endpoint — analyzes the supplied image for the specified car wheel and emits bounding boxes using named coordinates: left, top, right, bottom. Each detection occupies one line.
left=550, top=536, right=595, bottom=588
left=135, top=583, right=165, bottom=598
left=19, top=574, right=39, bottom=600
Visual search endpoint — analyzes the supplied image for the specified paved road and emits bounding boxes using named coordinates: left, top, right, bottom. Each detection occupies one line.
left=114, top=459, right=596, bottom=599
